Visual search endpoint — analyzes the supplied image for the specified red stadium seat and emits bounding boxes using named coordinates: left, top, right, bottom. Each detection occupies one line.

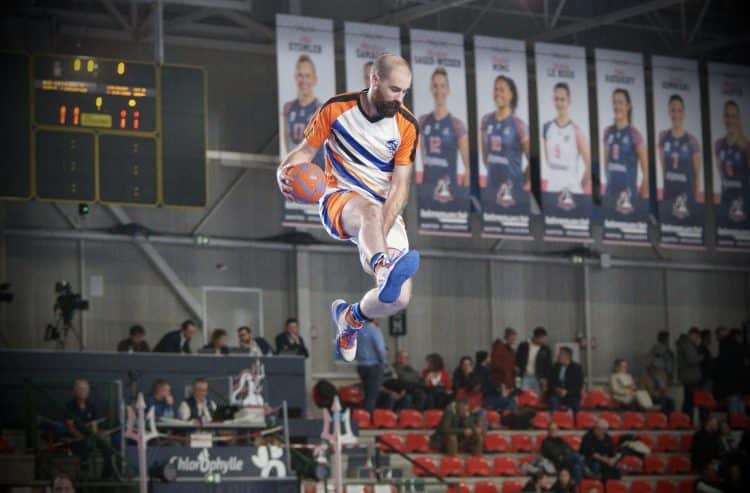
left=493, top=456, right=519, bottom=476
left=729, top=413, right=749, bottom=429
left=378, top=433, right=405, bottom=453
left=630, top=479, right=653, bottom=493
left=646, top=412, right=668, bottom=430
left=532, top=411, right=550, bottom=429
left=677, top=480, right=694, bottom=493
left=655, top=480, right=677, bottom=493
left=618, top=455, right=643, bottom=474
left=440, top=455, right=465, bottom=476
left=424, top=409, right=443, bottom=429
left=510, top=433, right=533, bottom=452
left=667, top=455, right=691, bottom=474
left=535, top=434, right=545, bottom=452
left=474, top=482, right=499, bottom=493
left=668, top=412, right=691, bottom=430
left=623, top=411, right=646, bottom=430
left=517, top=390, right=541, bottom=407
left=448, top=484, right=471, bottom=493
left=338, top=385, right=363, bottom=407
left=552, top=410, right=575, bottom=429
left=561, top=433, right=581, bottom=451
left=466, top=456, right=491, bottom=477
left=412, top=456, right=437, bottom=477
left=637, top=433, right=655, bottom=450
left=585, top=389, right=614, bottom=409
left=398, top=409, right=424, bottom=429
left=579, top=479, right=604, bottom=493
left=693, top=390, right=719, bottom=410
left=501, top=480, right=523, bottom=493
left=405, top=433, right=433, bottom=453
left=644, top=454, right=667, bottom=474
left=372, top=409, right=398, bottom=429
left=605, top=480, right=627, bottom=493
left=576, top=411, right=597, bottom=429
left=599, top=411, right=623, bottom=430
left=352, top=408, right=372, bottom=429
left=484, top=433, right=508, bottom=452
left=679, top=433, right=693, bottom=452
left=518, top=455, right=536, bottom=470
left=486, top=410, right=501, bottom=428
left=656, top=433, right=679, bottom=452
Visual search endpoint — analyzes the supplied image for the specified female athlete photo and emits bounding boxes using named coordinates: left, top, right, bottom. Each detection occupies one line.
left=714, top=100, right=750, bottom=226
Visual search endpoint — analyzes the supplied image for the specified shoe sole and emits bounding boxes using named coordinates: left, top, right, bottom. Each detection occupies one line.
left=378, top=250, right=420, bottom=304
left=330, top=300, right=356, bottom=362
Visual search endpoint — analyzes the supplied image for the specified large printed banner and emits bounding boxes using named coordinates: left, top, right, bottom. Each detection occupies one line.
left=411, top=29, right=471, bottom=236
left=594, top=49, right=650, bottom=245
left=276, top=14, right=335, bottom=227
left=344, top=22, right=401, bottom=92
left=474, top=36, right=532, bottom=239
left=708, top=62, right=750, bottom=250
left=534, top=43, right=593, bottom=241
left=651, top=56, right=706, bottom=248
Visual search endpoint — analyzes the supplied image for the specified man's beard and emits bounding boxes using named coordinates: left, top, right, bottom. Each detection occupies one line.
left=372, top=89, right=401, bottom=117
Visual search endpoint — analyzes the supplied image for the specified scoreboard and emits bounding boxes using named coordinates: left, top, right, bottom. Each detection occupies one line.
left=1, top=52, right=207, bottom=208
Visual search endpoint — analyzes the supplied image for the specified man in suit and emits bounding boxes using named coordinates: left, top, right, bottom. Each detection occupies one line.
left=275, top=318, right=309, bottom=357
left=154, top=320, right=196, bottom=353
left=515, top=326, right=552, bottom=393
left=547, top=346, right=583, bottom=413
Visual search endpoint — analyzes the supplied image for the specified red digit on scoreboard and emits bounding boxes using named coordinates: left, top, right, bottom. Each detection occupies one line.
left=120, top=109, right=127, bottom=129
left=59, top=105, right=67, bottom=125
left=133, top=111, right=140, bottom=130
left=73, top=107, right=80, bottom=126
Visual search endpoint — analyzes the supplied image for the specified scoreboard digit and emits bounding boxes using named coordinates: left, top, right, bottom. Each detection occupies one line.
left=99, top=135, right=158, bottom=205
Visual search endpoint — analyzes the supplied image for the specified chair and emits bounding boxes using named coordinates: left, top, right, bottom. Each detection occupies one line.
left=623, top=411, right=645, bottom=430
left=579, top=479, right=604, bottom=493
left=510, top=433, right=533, bottom=452
left=561, top=433, right=581, bottom=451
left=465, top=456, right=491, bottom=477
left=338, top=385, right=363, bottom=407
left=679, top=433, right=693, bottom=452
left=398, top=409, right=423, bottom=429
left=378, top=433, right=405, bottom=453
left=486, top=410, right=501, bottom=428
left=352, top=408, right=372, bottom=429
left=448, top=484, right=470, bottom=493
left=646, top=411, right=668, bottom=430
left=667, top=455, right=691, bottom=474
left=655, top=480, right=677, bottom=493
left=576, top=410, right=597, bottom=429
left=372, top=409, right=398, bottom=429
left=552, top=410, right=575, bottom=429
left=531, top=411, right=550, bottom=429
left=677, top=480, right=694, bottom=493
left=618, top=455, right=643, bottom=474
left=493, top=456, right=518, bottom=476
left=405, top=433, right=433, bottom=453
left=599, top=411, right=623, bottom=430
left=484, top=433, right=508, bottom=452
left=412, top=456, right=437, bottom=476
left=535, top=434, right=545, bottom=452
left=439, top=455, right=465, bottom=476
left=692, top=390, right=719, bottom=410
left=644, top=454, right=667, bottom=474
left=474, top=482, right=499, bottom=493
left=667, top=412, right=691, bottom=429
left=656, top=433, right=679, bottom=452
left=637, top=433, right=655, bottom=450
left=424, top=409, right=443, bottom=429
left=630, top=479, right=653, bottom=493
left=605, top=480, right=627, bottom=493
left=517, top=389, right=541, bottom=407
left=501, top=480, right=523, bottom=493
left=585, top=389, right=614, bottom=409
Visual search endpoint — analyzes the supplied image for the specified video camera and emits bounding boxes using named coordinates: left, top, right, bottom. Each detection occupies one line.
left=53, top=281, right=89, bottom=324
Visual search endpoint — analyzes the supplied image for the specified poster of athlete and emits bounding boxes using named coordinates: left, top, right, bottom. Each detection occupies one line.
left=276, top=14, right=335, bottom=227
left=534, top=42, right=592, bottom=241
left=410, top=29, right=471, bottom=235
left=595, top=49, right=650, bottom=245
left=708, top=62, right=750, bottom=250
left=474, top=35, right=532, bottom=239
left=651, top=56, right=706, bottom=248
left=344, top=22, right=401, bottom=92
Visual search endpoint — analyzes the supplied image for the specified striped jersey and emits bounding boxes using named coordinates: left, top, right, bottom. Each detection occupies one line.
left=304, top=90, right=419, bottom=203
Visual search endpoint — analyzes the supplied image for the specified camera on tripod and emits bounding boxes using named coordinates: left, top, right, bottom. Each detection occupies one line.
left=45, top=282, right=89, bottom=344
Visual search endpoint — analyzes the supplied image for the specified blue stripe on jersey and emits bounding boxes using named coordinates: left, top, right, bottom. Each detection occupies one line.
left=319, top=192, right=340, bottom=238
left=332, top=120, right=394, bottom=172
left=326, top=144, right=386, bottom=203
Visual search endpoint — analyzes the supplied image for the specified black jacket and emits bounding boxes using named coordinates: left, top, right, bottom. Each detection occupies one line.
left=548, top=362, right=583, bottom=399
left=516, top=341, right=553, bottom=381
left=153, top=330, right=191, bottom=353
left=275, top=332, right=309, bottom=357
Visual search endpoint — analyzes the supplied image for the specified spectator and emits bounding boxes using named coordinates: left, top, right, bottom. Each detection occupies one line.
left=422, top=353, right=452, bottom=409
left=429, top=398, right=484, bottom=456
left=202, top=329, right=229, bottom=355
left=452, top=356, right=478, bottom=394
left=699, top=328, right=714, bottom=389
left=610, top=358, right=653, bottom=409
left=393, top=350, right=426, bottom=410
left=275, top=318, right=309, bottom=357
left=178, top=378, right=216, bottom=424
left=237, top=326, right=272, bottom=356
left=52, top=473, right=75, bottom=493
left=516, top=326, right=552, bottom=393
left=64, top=380, right=112, bottom=477
left=521, top=472, right=544, bottom=493
left=713, top=328, right=746, bottom=414
left=581, top=419, right=620, bottom=481
left=691, top=415, right=721, bottom=479
left=548, top=347, right=583, bottom=413
left=379, top=351, right=413, bottom=411
left=145, top=379, right=175, bottom=419
left=490, top=327, right=518, bottom=391
left=639, top=363, right=675, bottom=413
left=718, top=420, right=739, bottom=456
left=551, top=467, right=576, bottom=493
left=646, top=330, right=675, bottom=384
left=116, top=324, right=150, bottom=352
left=154, top=320, right=196, bottom=353
left=676, top=327, right=704, bottom=415
left=541, top=422, right=586, bottom=483
left=477, top=347, right=516, bottom=413
left=355, top=320, right=386, bottom=413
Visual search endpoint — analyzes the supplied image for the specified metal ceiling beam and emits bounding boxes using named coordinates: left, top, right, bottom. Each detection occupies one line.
left=682, top=31, right=750, bottom=56
left=687, top=0, right=711, bottom=44
left=114, top=0, right=251, bottom=11
left=217, top=10, right=274, bottom=40
left=163, top=8, right=214, bottom=30
left=531, top=0, right=684, bottom=42
left=370, top=0, right=476, bottom=25
left=549, top=0, right=567, bottom=28
left=100, top=0, right=132, bottom=32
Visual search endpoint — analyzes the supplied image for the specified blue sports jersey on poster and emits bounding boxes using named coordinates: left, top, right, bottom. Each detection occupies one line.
left=420, top=113, right=462, bottom=186
left=285, top=98, right=325, bottom=167
left=605, top=125, right=642, bottom=194
left=481, top=113, right=526, bottom=186
left=659, top=130, right=698, bottom=201
left=716, top=138, right=749, bottom=204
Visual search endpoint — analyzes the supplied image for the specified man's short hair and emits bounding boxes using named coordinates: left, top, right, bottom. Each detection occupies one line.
left=129, top=324, right=145, bottom=336
left=151, top=378, right=169, bottom=394
left=73, top=379, right=89, bottom=390
left=657, top=330, right=669, bottom=344
left=237, top=325, right=252, bottom=334
left=285, top=317, right=298, bottom=327
left=180, top=320, right=195, bottom=331
left=475, top=351, right=488, bottom=363
left=533, top=327, right=548, bottom=339
left=596, top=418, right=609, bottom=430
left=559, top=347, right=573, bottom=358
left=192, top=377, right=208, bottom=387
left=372, top=53, right=411, bottom=80
left=52, top=472, right=74, bottom=490
left=504, top=327, right=517, bottom=339
left=688, top=327, right=701, bottom=336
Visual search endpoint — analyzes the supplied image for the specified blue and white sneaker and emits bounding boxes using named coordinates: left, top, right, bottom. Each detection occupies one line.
left=376, top=250, right=421, bottom=304
left=331, top=299, right=358, bottom=362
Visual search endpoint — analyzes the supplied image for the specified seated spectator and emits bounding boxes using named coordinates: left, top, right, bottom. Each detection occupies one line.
left=202, top=329, right=229, bottom=355
left=154, top=320, right=196, bottom=353
left=422, top=353, right=452, bottom=409
left=639, top=363, right=675, bottom=413
left=145, top=379, right=174, bottom=419
left=516, top=326, right=552, bottom=393
left=581, top=419, right=620, bottom=481
left=490, top=327, right=518, bottom=392
left=521, top=472, right=544, bottom=493
left=551, top=467, right=576, bottom=493
left=275, top=318, right=309, bottom=357
left=393, top=350, right=426, bottom=410
left=541, top=422, right=586, bottom=483
left=452, top=356, right=482, bottom=408
left=718, top=420, right=739, bottom=456
left=116, top=324, right=150, bottom=352
left=548, top=347, right=583, bottom=413
left=52, top=472, right=75, bottom=493
left=714, top=328, right=746, bottom=414
left=237, top=326, right=272, bottom=356
left=429, top=398, right=484, bottom=456
left=178, top=378, right=216, bottom=424
left=379, top=352, right=413, bottom=411
left=477, top=347, right=515, bottom=413
left=64, top=380, right=112, bottom=477
left=610, top=358, right=652, bottom=409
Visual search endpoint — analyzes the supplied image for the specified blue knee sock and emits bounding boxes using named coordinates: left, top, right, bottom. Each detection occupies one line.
left=350, top=303, right=370, bottom=323
left=369, top=252, right=385, bottom=271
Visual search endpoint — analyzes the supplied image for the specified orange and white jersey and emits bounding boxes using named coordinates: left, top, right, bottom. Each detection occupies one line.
left=303, top=90, right=419, bottom=203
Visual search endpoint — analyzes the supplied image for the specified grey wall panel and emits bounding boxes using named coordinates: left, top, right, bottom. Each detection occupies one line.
left=665, top=270, right=748, bottom=331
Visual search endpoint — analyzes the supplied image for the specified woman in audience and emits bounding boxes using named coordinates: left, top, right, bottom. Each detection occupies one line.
left=610, top=358, right=652, bottom=409
left=452, top=356, right=482, bottom=408
left=203, top=329, right=229, bottom=355
left=422, top=353, right=452, bottom=409
left=551, top=467, right=576, bottom=493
